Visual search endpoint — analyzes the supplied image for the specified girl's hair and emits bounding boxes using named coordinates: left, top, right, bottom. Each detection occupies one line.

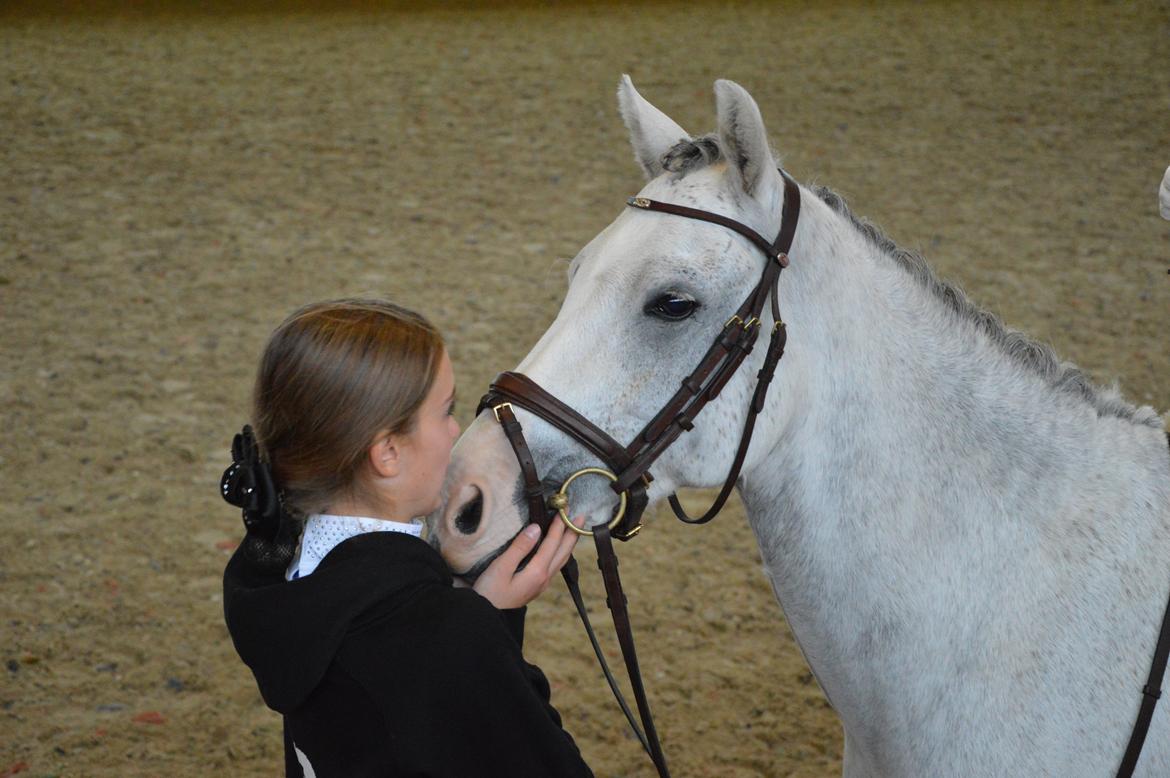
left=253, top=298, right=445, bottom=523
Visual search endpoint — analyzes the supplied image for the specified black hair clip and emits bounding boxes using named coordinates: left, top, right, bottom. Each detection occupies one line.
left=220, top=425, right=282, bottom=540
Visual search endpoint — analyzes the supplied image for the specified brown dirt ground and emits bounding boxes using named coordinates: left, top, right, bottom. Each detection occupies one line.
left=2, top=2, right=1168, bottom=776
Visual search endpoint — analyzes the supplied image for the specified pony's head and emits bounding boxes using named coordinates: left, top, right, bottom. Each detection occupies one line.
left=429, top=78, right=802, bottom=575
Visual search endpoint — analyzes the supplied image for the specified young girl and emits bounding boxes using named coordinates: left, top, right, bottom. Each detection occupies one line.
left=220, top=298, right=592, bottom=777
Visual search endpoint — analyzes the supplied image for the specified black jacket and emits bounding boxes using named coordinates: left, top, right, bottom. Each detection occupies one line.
left=223, top=531, right=593, bottom=777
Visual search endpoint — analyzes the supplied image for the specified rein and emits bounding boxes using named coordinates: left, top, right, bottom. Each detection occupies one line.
left=1116, top=431, right=1170, bottom=778
left=476, top=171, right=801, bottom=778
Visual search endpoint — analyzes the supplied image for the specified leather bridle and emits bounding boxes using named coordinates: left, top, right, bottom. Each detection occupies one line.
left=473, top=169, right=1170, bottom=778
left=475, top=171, right=801, bottom=777
left=480, top=171, right=801, bottom=539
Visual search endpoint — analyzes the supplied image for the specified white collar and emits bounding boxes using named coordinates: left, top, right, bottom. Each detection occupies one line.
left=286, top=513, right=423, bottom=581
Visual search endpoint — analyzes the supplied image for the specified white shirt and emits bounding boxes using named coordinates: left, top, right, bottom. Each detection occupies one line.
left=286, top=513, right=423, bottom=581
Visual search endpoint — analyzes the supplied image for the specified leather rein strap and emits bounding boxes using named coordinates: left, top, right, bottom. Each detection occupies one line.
left=483, top=399, right=661, bottom=765
left=476, top=171, right=801, bottom=778
left=1116, top=430, right=1170, bottom=778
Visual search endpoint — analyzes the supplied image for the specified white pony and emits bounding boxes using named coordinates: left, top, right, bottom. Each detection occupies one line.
left=1160, top=165, right=1170, bottom=220
left=429, top=78, right=1170, bottom=776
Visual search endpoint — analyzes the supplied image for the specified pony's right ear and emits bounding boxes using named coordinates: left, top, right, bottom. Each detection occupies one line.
left=1159, top=165, right=1170, bottom=221
left=618, top=75, right=690, bottom=180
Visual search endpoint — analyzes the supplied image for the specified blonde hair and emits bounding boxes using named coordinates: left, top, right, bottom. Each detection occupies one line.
left=252, top=298, right=445, bottom=518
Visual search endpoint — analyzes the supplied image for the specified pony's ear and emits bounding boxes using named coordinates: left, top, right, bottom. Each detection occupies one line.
left=618, top=74, right=690, bottom=180
left=1159, top=165, right=1170, bottom=220
left=714, top=79, right=777, bottom=196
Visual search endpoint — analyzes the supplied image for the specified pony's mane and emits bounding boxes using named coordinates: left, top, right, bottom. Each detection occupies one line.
left=815, top=185, right=1160, bottom=428
left=659, top=137, right=1160, bottom=428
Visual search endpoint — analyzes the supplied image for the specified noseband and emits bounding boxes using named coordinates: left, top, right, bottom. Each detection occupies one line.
left=475, top=171, right=801, bottom=777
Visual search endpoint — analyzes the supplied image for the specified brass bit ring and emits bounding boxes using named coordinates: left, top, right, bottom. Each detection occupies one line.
left=550, top=467, right=628, bottom=536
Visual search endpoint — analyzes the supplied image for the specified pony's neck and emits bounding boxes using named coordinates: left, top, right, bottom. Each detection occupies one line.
left=737, top=188, right=1165, bottom=767
left=743, top=185, right=1060, bottom=617
left=756, top=188, right=1126, bottom=512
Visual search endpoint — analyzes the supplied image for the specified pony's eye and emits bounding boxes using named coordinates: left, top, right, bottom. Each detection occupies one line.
left=646, top=293, right=699, bottom=321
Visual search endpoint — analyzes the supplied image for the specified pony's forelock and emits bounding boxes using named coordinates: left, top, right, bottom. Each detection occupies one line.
left=661, top=134, right=725, bottom=175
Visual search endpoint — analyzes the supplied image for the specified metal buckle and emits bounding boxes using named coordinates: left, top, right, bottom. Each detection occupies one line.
left=628, top=196, right=651, bottom=208
left=550, top=467, right=628, bottom=537
left=492, top=402, right=513, bottom=423
left=725, top=314, right=761, bottom=331
left=615, top=523, right=643, bottom=540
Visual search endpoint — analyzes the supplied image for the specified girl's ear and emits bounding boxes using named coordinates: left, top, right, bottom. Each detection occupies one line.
left=368, top=433, right=401, bottom=479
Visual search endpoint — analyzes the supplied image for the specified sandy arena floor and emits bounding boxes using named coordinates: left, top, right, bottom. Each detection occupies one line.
left=2, top=2, right=1168, bottom=776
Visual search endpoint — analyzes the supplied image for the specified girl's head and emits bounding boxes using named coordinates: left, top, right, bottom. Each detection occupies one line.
left=252, top=299, right=458, bottom=522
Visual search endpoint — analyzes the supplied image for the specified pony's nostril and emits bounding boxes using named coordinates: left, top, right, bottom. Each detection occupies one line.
left=454, top=490, right=483, bottom=535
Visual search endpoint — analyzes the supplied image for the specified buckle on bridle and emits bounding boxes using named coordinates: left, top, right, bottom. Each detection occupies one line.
left=492, top=402, right=513, bottom=423
left=614, top=523, right=643, bottom=540
left=724, top=314, right=761, bottom=331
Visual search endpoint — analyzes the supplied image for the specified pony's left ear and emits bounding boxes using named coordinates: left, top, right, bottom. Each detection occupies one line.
left=1159, top=165, right=1170, bottom=220
left=714, top=79, right=777, bottom=196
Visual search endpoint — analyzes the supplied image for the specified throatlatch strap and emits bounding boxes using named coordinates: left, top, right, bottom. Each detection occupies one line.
left=667, top=316, right=787, bottom=525
left=1115, top=432, right=1170, bottom=778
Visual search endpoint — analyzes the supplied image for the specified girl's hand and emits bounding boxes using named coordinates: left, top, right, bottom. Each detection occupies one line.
left=472, top=516, right=582, bottom=610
